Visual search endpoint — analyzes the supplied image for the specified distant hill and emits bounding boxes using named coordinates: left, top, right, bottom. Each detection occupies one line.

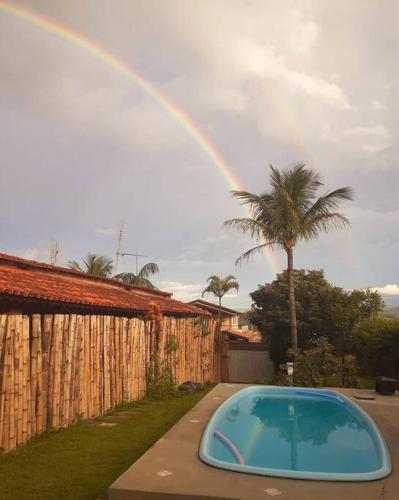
left=381, top=296, right=399, bottom=307
left=381, top=306, right=399, bottom=319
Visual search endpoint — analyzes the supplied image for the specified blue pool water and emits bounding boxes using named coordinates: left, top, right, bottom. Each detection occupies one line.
left=199, top=387, right=391, bottom=481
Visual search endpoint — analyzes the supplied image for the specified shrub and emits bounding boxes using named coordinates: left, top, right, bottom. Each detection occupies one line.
left=274, top=341, right=360, bottom=388
left=146, top=363, right=176, bottom=400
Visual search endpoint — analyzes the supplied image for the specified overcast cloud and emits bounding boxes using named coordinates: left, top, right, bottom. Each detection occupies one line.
left=0, top=0, right=397, bottom=306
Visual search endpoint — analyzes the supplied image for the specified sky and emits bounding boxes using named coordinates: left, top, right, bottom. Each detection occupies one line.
left=0, top=0, right=397, bottom=308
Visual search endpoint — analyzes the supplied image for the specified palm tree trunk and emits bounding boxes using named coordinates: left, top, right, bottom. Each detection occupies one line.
left=218, top=297, right=222, bottom=341
left=286, top=247, right=298, bottom=351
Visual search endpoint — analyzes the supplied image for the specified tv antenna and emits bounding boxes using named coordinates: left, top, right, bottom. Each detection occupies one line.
left=121, top=250, right=148, bottom=275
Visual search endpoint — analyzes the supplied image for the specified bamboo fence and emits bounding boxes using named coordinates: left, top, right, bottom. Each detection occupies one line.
left=0, top=313, right=219, bottom=453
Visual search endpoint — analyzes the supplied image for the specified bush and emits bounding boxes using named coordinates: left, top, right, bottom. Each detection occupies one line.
left=274, top=341, right=360, bottom=388
left=354, top=316, right=399, bottom=378
left=146, top=363, right=176, bottom=399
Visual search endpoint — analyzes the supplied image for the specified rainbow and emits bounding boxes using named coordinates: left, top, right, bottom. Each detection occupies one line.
left=0, top=1, right=281, bottom=274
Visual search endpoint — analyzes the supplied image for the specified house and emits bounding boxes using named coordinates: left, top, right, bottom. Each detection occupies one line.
left=187, top=298, right=262, bottom=342
left=0, top=252, right=206, bottom=317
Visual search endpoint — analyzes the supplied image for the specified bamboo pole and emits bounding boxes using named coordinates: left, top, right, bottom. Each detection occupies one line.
left=73, top=315, right=83, bottom=422
left=8, top=315, right=16, bottom=450
left=41, top=315, right=52, bottom=430
left=52, top=315, right=64, bottom=428
left=0, top=315, right=7, bottom=448
left=13, top=315, right=23, bottom=445
left=1, top=316, right=12, bottom=451
left=31, top=315, right=43, bottom=436
left=103, top=316, right=110, bottom=412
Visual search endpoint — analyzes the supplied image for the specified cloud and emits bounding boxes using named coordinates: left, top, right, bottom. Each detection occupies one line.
left=361, top=143, right=391, bottom=154
left=160, top=281, right=204, bottom=301
left=286, top=10, right=320, bottom=56
left=371, top=284, right=399, bottom=296
left=160, top=280, right=239, bottom=305
left=370, top=100, right=387, bottom=110
left=345, top=125, right=391, bottom=140
left=344, top=124, right=392, bottom=154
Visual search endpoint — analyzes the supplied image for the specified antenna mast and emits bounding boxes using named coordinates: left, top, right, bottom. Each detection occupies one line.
left=49, top=237, right=60, bottom=266
left=113, top=221, right=126, bottom=277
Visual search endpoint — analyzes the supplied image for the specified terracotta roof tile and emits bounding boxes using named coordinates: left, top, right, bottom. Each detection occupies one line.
left=222, top=328, right=261, bottom=341
left=187, top=299, right=238, bottom=316
left=0, top=253, right=206, bottom=317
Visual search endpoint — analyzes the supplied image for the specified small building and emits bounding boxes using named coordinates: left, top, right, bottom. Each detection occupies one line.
left=187, top=298, right=261, bottom=343
left=187, top=299, right=239, bottom=329
left=222, top=328, right=262, bottom=343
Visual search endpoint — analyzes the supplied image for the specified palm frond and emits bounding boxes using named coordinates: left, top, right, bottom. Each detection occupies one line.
left=68, top=254, right=113, bottom=277
left=303, top=187, right=354, bottom=220
left=202, top=275, right=239, bottom=300
left=68, top=260, right=83, bottom=271
left=301, top=213, right=350, bottom=240
left=138, top=262, right=159, bottom=279
left=115, top=272, right=136, bottom=284
left=138, top=278, right=157, bottom=289
left=224, top=218, right=269, bottom=241
left=235, top=243, right=275, bottom=266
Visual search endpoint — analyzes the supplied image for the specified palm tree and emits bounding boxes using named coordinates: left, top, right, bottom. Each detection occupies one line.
left=115, top=262, right=159, bottom=289
left=68, top=254, right=114, bottom=277
left=225, top=164, right=353, bottom=351
left=202, top=275, right=239, bottom=335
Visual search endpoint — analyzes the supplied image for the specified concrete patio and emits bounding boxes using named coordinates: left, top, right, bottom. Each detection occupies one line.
left=109, top=384, right=399, bottom=500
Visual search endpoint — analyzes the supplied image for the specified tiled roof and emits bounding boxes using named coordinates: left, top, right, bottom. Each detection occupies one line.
left=0, top=253, right=207, bottom=317
left=222, top=329, right=261, bottom=341
left=187, top=299, right=238, bottom=316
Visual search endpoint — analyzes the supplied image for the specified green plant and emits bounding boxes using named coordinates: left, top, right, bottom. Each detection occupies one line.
left=146, top=363, right=176, bottom=400
left=194, top=316, right=210, bottom=337
left=202, top=275, right=239, bottom=339
left=340, top=354, right=361, bottom=388
left=166, top=334, right=179, bottom=353
left=354, top=316, right=399, bottom=378
left=68, top=254, right=113, bottom=277
left=274, top=341, right=361, bottom=388
left=115, top=262, right=159, bottom=289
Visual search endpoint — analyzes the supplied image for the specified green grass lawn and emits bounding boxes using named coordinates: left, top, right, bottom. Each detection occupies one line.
left=0, top=387, right=213, bottom=500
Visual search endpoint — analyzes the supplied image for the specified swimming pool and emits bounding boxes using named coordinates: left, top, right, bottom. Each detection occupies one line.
left=199, top=386, right=391, bottom=481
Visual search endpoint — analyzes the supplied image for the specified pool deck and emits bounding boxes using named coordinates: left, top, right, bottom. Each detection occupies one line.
left=109, top=384, right=399, bottom=500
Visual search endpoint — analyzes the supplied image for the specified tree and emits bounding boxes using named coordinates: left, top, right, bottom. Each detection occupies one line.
left=325, top=288, right=383, bottom=384
left=250, top=269, right=337, bottom=365
left=115, top=262, right=159, bottom=289
left=68, top=253, right=113, bottom=277
left=225, top=164, right=353, bottom=351
left=354, top=317, right=399, bottom=378
left=249, top=269, right=383, bottom=382
left=202, top=275, right=239, bottom=336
